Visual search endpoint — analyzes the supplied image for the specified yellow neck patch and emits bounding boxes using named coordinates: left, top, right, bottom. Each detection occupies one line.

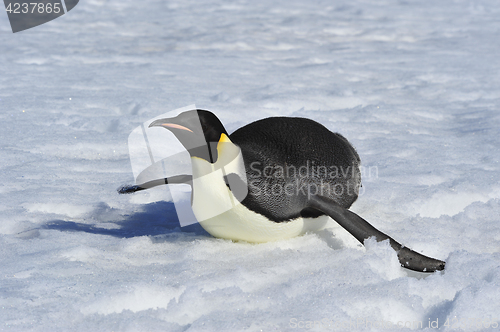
left=219, top=133, right=231, bottom=144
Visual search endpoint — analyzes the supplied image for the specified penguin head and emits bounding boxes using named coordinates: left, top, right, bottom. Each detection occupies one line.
left=149, top=109, right=228, bottom=163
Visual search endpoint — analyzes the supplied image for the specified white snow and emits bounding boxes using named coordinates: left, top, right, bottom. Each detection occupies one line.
left=1, top=0, right=500, bottom=331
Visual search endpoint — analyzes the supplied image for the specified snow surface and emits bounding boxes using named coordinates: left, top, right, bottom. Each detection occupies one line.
left=1, top=0, right=500, bottom=331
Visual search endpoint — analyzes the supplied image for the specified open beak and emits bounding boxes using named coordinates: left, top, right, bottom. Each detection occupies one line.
left=148, top=119, right=194, bottom=132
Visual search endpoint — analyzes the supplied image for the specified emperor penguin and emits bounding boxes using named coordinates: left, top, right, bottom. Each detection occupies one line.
left=119, top=109, right=445, bottom=273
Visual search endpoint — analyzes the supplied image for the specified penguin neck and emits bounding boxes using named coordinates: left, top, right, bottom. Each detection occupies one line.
left=190, top=134, right=244, bottom=178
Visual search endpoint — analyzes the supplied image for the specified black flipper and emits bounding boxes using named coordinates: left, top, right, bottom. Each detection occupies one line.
left=309, top=195, right=445, bottom=272
left=117, top=174, right=193, bottom=194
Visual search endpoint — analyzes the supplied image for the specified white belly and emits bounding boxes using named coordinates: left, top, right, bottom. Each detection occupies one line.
left=195, top=185, right=329, bottom=243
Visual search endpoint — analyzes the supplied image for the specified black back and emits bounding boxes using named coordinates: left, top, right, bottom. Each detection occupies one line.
left=229, top=117, right=361, bottom=222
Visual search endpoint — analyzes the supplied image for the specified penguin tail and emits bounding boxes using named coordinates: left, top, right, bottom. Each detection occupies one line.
left=308, top=195, right=446, bottom=273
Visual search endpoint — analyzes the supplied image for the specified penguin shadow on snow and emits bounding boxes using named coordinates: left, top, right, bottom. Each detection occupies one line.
left=41, top=200, right=360, bottom=250
left=43, top=201, right=210, bottom=239
left=41, top=201, right=344, bottom=246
